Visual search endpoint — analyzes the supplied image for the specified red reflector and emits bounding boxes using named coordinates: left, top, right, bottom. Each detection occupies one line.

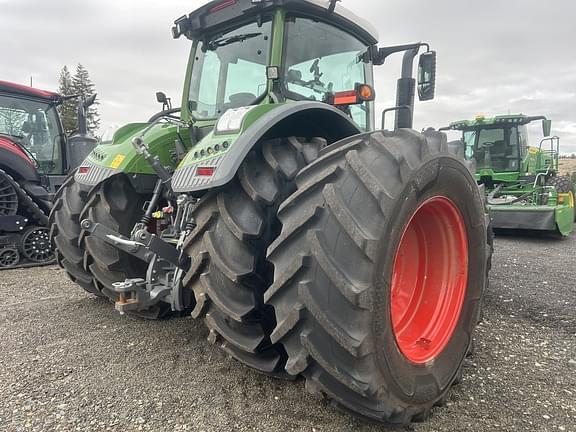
left=333, top=90, right=358, bottom=106
left=196, top=166, right=215, bottom=177
left=78, top=166, right=90, bottom=174
left=209, top=0, right=236, bottom=13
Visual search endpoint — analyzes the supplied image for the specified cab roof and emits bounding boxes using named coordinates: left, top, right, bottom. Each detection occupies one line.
left=0, top=80, right=62, bottom=104
left=173, top=0, right=379, bottom=46
left=447, top=114, right=547, bottom=130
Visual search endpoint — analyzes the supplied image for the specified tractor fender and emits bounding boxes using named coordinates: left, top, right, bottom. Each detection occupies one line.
left=0, top=144, right=40, bottom=183
left=172, top=102, right=362, bottom=193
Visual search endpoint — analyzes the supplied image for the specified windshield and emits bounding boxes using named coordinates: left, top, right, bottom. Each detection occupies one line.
left=0, top=95, right=64, bottom=175
left=463, top=126, right=520, bottom=172
left=283, top=17, right=372, bottom=130
left=188, top=20, right=272, bottom=120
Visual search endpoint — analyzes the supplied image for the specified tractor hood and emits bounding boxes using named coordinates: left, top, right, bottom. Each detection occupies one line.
left=0, top=136, right=35, bottom=166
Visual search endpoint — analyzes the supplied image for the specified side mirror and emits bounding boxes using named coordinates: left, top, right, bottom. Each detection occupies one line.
left=542, top=119, right=552, bottom=137
left=83, top=94, right=97, bottom=108
left=156, top=92, right=168, bottom=104
left=417, top=51, right=437, bottom=101
left=156, top=91, right=172, bottom=110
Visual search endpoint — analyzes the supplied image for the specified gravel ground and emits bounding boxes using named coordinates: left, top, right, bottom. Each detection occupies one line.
left=0, top=231, right=575, bottom=432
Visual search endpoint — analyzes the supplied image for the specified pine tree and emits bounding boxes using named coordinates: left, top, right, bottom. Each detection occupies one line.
left=57, top=66, right=77, bottom=135
left=71, top=64, right=100, bottom=134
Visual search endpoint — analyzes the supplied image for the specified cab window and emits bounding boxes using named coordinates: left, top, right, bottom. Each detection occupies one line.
left=283, top=17, right=373, bottom=131
left=0, top=95, right=64, bottom=175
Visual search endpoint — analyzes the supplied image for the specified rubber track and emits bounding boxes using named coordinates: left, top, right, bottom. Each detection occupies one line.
left=0, top=168, right=48, bottom=226
left=182, top=137, right=325, bottom=375
left=265, top=129, right=489, bottom=424
left=1, top=169, right=55, bottom=269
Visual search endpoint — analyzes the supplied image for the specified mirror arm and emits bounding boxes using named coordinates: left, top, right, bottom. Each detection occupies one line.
left=522, top=115, right=547, bottom=125
left=374, top=42, right=429, bottom=66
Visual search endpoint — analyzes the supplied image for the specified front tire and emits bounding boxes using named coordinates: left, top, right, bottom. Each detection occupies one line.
left=265, top=130, right=490, bottom=424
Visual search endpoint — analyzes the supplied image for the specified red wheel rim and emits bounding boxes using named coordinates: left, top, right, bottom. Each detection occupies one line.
left=391, top=196, right=468, bottom=364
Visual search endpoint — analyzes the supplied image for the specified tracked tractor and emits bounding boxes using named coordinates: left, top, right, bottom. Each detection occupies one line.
left=0, top=81, right=97, bottom=268
left=51, top=0, right=491, bottom=424
left=443, top=114, right=575, bottom=236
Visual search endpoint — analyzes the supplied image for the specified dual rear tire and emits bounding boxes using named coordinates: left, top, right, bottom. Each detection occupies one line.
left=51, top=130, right=490, bottom=424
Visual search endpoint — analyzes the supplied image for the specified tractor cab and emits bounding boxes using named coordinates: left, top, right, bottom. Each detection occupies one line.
left=176, top=0, right=380, bottom=132
left=174, top=0, right=436, bottom=137
left=0, top=81, right=66, bottom=177
left=0, top=80, right=98, bottom=194
left=443, top=114, right=552, bottom=184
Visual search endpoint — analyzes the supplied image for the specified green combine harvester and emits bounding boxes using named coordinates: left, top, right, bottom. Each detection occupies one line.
left=443, top=114, right=575, bottom=236
left=50, top=0, right=492, bottom=424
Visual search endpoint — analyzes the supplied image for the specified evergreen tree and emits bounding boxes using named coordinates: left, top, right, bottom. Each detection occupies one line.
left=71, top=64, right=100, bottom=134
left=57, top=66, right=77, bottom=135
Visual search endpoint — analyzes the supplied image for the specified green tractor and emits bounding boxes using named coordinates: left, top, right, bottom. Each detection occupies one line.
left=50, top=0, right=491, bottom=424
left=443, top=114, right=575, bottom=236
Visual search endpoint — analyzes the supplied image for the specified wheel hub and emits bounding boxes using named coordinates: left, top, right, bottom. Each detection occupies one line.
left=0, top=247, right=20, bottom=267
left=21, top=227, right=54, bottom=263
left=391, top=196, right=469, bottom=364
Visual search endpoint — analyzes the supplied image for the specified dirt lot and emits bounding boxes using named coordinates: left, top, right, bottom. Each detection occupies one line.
left=0, top=231, right=575, bottom=432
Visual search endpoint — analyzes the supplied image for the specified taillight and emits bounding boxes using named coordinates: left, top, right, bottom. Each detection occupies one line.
left=196, top=167, right=215, bottom=177
left=333, top=90, right=358, bottom=106
left=331, top=84, right=376, bottom=106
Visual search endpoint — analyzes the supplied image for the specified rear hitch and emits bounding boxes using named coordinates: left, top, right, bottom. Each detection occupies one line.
left=80, top=195, right=198, bottom=314
left=111, top=277, right=171, bottom=314
left=80, top=219, right=187, bottom=268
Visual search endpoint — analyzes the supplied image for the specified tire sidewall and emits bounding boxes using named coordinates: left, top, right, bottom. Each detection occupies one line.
left=372, top=156, right=487, bottom=405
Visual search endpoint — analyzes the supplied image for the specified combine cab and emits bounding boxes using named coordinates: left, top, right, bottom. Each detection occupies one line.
left=51, top=0, right=491, bottom=424
left=0, top=81, right=96, bottom=268
left=443, top=114, right=575, bottom=236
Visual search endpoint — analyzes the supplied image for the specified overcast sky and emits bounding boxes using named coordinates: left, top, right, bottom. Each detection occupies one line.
left=1, top=0, right=575, bottom=153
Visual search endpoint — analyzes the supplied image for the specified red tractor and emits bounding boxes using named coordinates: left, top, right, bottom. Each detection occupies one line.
left=0, top=80, right=96, bottom=268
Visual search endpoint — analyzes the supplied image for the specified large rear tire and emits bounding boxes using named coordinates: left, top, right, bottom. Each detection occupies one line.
left=265, top=130, right=490, bottom=424
left=182, top=137, right=324, bottom=376
left=49, top=176, right=100, bottom=296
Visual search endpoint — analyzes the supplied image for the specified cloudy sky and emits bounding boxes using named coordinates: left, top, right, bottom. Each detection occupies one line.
left=1, top=0, right=575, bottom=153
